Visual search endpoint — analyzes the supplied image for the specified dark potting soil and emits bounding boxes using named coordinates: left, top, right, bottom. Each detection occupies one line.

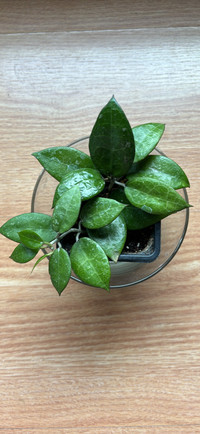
left=123, top=225, right=154, bottom=254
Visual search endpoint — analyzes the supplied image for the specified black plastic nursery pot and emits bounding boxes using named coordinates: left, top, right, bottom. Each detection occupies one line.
left=118, top=222, right=161, bottom=263
left=31, top=137, right=189, bottom=289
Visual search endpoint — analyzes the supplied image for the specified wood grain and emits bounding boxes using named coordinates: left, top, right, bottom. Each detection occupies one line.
left=0, top=0, right=200, bottom=33
left=0, top=1, right=200, bottom=432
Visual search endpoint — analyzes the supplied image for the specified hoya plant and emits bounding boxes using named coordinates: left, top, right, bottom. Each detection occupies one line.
left=0, top=97, right=190, bottom=293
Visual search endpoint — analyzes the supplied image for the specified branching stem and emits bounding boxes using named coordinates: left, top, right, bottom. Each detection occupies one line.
left=50, top=227, right=80, bottom=246
left=75, top=221, right=82, bottom=242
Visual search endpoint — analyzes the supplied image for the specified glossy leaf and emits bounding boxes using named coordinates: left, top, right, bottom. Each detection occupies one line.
left=81, top=197, right=126, bottom=229
left=128, top=155, right=190, bottom=189
left=18, top=230, right=44, bottom=250
left=0, top=213, right=57, bottom=243
left=132, top=123, right=165, bottom=162
left=70, top=237, right=111, bottom=291
left=110, top=187, right=164, bottom=229
left=125, top=177, right=190, bottom=215
left=53, top=168, right=105, bottom=206
left=52, top=186, right=81, bottom=233
left=10, top=244, right=38, bottom=263
left=87, top=215, right=127, bottom=262
left=89, top=96, right=135, bottom=177
left=49, top=248, right=71, bottom=295
left=32, top=147, right=95, bottom=181
left=122, top=205, right=164, bottom=230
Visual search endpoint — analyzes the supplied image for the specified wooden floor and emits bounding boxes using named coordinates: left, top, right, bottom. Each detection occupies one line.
left=0, top=1, right=199, bottom=432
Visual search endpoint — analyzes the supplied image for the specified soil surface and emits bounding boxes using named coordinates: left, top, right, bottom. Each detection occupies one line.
left=123, top=225, right=154, bottom=254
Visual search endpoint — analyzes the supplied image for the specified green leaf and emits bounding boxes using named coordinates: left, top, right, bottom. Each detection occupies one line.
left=0, top=213, right=57, bottom=243
left=52, top=186, right=81, bottom=233
left=49, top=248, right=71, bottom=295
left=18, top=230, right=44, bottom=250
left=122, top=205, right=164, bottom=230
left=53, top=168, right=105, bottom=206
left=10, top=244, right=38, bottom=263
left=125, top=177, right=190, bottom=215
left=32, top=253, right=52, bottom=272
left=110, top=187, right=164, bottom=229
left=32, top=147, right=95, bottom=181
left=70, top=237, right=111, bottom=291
left=132, top=123, right=165, bottom=162
left=128, top=155, right=190, bottom=189
left=87, top=215, right=127, bottom=262
left=81, top=197, right=126, bottom=229
left=89, top=96, right=135, bottom=177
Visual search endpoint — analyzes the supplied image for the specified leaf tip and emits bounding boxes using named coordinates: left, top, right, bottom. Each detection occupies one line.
left=111, top=252, right=120, bottom=263
left=106, top=286, right=111, bottom=293
left=56, top=286, right=66, bottom=296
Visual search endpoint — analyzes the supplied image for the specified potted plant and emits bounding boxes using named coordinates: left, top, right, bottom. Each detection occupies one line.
left=0, top=97, right=190, bottom=294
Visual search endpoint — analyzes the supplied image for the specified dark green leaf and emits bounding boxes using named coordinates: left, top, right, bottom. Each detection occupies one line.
left=87, top=215, right=127, bottom=262
left=89, top=96, right=135, bottom=177
left=70, top=237, right=111, bottom=291
left=122, top=205, right=164, bottom=230
left=18, top=230, right=43, bottom=250
left=49, top=248, right=71, bottom=295
left=127, top=161, right=142, bottom=176
left=125, top=177, right=190, bottom=215
left=128, top=155, right=190, bottom=189
left=132, top=123, right=165, bottom=162
left=10, top=244, right=38, bottom=263
left=52, top=186, right=81, bottom=233
left=32, top=147, right=95, bottom=181
left=0, top=213, right=57, bottom=243
left=110, top=187, right=164, bottom=229
left=53, top=168, right=105, bottom=206
left=81, top=197, right=126, bottom=229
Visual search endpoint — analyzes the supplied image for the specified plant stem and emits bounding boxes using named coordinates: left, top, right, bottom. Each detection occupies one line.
left=114, top=180, right=126, bottom=188
left=75, top=221, right=82, bottom=242
left=50, top=228, right=80, bottom=245
left=108, top=177, right=115, bottom=193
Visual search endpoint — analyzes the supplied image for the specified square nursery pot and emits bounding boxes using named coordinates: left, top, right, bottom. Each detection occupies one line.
left=118, top=222, right=161, bottom=263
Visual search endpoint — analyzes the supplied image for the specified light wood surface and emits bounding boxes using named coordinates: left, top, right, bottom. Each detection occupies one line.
left=0, top=1, right=199, bottom=432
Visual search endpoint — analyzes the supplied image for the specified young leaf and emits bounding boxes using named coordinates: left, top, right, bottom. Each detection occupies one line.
left=89, top=96, right=135, bottom=177
left=32, top=253, right=52, bottom=272
left=49, top=248, right=71, bottom=295
left=132, top=123, right=165, bottom=162
left=110, top=187, right=165, bottom=229
left=87, top=215, right=127, bottom=262
left=70, top=238, right=111, bottom=291
left=52, top=186, right=81, bottom=233
left=53, top=168, right=105, bottom=206
left=32, top=147, right=95, bottom=181
left=0, top=213, right=57, bottom=243
left=125, top=177, right=190, bottom=215
left=10, top=244, right=38, bottom=263
left=81, top=197, right=126, bottom=229
left=128, top=155, right=190, bottom=189
left=18, top=230, right=44, bottom=250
